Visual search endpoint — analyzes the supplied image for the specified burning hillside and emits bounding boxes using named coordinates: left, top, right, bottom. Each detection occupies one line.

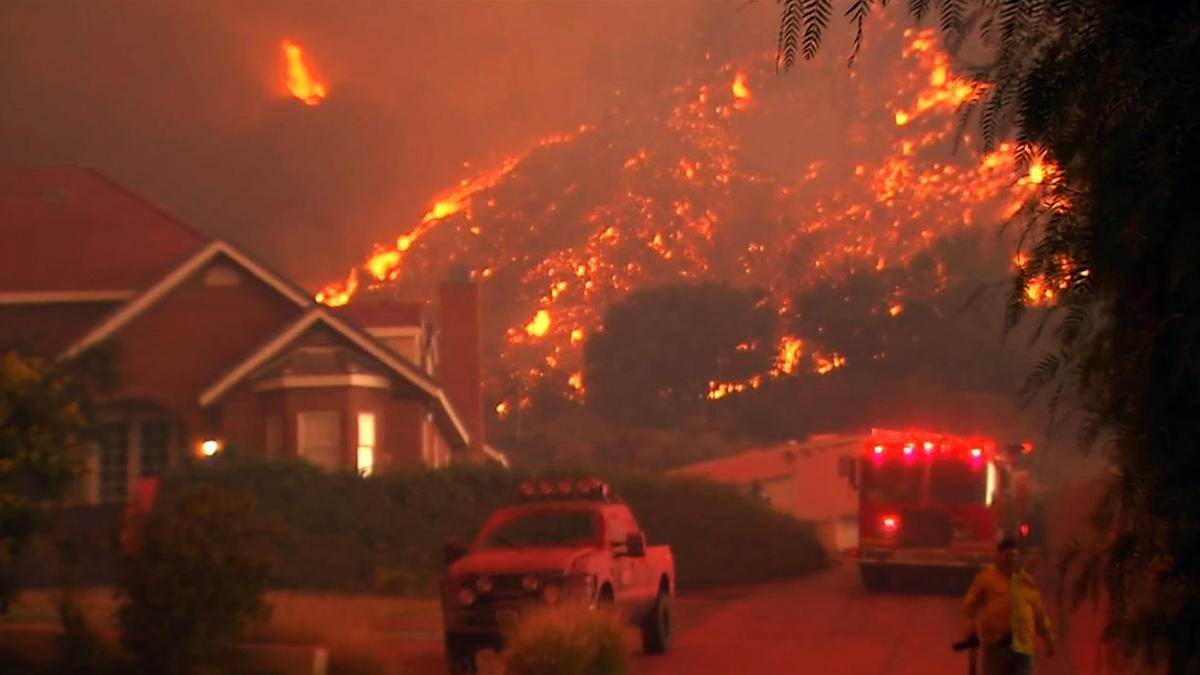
left=316, top=27, right=1055, bottom=407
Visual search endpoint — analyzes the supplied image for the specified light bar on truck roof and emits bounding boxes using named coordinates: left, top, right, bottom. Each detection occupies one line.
left=516, top=477, right=615, bottom=502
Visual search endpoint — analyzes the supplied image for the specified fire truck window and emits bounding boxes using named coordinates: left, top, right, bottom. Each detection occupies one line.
left=860, top=460, right=922, bottom=503
left=929, top=458, right=987, bottom=504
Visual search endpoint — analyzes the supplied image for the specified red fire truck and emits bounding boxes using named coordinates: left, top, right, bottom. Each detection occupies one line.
left=855, top=429, right=1032, bottom=591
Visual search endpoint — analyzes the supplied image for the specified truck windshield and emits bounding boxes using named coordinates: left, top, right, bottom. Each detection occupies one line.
left=860, top=459, right=922, bottom=504
left=478, top=509, right=599, bottom=549
left=928, top=458, right=987, bottom=504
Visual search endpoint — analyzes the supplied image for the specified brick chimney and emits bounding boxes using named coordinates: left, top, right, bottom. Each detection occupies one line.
left=437, top=269, right=485, bottom=461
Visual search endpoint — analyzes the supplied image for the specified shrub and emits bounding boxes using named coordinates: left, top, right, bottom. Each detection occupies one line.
left=504, top=605, right=627, bottom=675
left=117, top=484, right=277, bottom=674
left=161, top=459, right=826, bottom=593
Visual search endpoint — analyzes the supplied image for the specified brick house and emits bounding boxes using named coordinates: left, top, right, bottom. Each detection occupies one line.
left=0, top=167, right=488, bottom=503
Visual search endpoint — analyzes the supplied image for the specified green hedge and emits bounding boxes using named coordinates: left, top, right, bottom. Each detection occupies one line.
left=160, top=459, right=827, bottom=594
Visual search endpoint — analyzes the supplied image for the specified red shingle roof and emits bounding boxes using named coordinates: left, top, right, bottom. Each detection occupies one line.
left=334, top=300, right=427, bottom=329
left=0, top=167, right=209, bottom=292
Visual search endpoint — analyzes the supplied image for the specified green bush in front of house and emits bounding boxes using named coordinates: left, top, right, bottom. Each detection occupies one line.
left=159, top=458, right=827, bottom=594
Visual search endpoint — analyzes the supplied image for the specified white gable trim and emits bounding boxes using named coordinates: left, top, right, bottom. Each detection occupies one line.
left=197, top=308, right=471, bottom=449
left=252, top=373, right=392, bottom=392
left=0, top=290, right=137, bottom=304
left=62, top=241, right=311, bottom=359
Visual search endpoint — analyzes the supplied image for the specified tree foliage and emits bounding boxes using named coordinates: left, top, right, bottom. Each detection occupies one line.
left=584, top=283, right=777, bottom=428
left=777, top=1, right=1200, bottom=671
left=0, top=349, right=91, bottom=611
left=117, top=484, right=277, bottom=675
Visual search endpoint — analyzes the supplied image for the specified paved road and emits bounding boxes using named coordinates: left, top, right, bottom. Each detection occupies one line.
left=634, top=562, right=1079, bottom=675
left=396, top=562, right=1079, bottom=674
left=634, top=563, right=975, bottom=675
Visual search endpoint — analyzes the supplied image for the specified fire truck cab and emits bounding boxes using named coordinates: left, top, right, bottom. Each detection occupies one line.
left=855, top=429, right=1031, bottom=591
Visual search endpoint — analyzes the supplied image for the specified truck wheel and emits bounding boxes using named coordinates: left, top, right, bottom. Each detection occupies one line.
left=860, top=565, right=890, bottom=592
left=445, top=632, right=477, bottom=674
left=640, top=589, right=671, bottom=655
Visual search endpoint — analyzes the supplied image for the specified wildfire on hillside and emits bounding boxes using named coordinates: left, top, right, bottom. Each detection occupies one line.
left=315, top=27, right=1061, bottom=408
left=282, top=40, right=327, bottom=105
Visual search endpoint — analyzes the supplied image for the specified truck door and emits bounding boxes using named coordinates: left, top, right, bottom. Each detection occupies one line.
left=606, top=512, right=634, bottom=598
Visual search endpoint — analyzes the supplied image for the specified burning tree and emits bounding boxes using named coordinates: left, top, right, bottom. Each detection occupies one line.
left=777, top=1, right=1200, bottom=671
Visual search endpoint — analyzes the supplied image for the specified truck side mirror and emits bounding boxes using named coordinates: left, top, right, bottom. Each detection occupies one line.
left=443, top=537, right=469, bottom=566
left=625, top=532, right=646, bottom=558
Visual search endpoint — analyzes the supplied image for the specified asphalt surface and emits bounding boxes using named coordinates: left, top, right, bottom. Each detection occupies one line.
left=398, top=562, right=1079, bottom=675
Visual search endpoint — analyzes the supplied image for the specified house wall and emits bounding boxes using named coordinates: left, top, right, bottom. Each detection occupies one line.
left=0, top=302, right=122, bottom=355
left=384, top=397, right=425, bottom=468
left=110, top=255, right=302, bottom=440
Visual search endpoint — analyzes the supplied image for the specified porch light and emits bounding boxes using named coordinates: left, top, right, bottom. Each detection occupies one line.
left=200, top=439, right=222, bottom=457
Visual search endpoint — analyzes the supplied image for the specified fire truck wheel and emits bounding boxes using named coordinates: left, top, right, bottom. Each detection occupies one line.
left=445, top=632, right=477, bottom=674
left=860, top=565, right=891, bottom=592
left=640, top=589, right=672, bottom=655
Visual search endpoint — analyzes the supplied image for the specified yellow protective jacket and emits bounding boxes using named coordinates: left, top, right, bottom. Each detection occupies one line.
left=962, top=564, right=1055, bottom=655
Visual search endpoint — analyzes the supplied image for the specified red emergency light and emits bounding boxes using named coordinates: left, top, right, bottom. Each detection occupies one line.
left=879, top=513, right=901, bottom=535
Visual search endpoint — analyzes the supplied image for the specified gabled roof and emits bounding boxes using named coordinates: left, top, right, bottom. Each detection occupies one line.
left=199, top=307, right=470, bottom=450
left=0, top=167, right=209, bottom=293
left=62, top=240, right=313, bottom=359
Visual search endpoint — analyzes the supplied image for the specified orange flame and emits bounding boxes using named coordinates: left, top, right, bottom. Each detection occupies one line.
left=525, top=310, right=551, bottom=337
left=772, top=336, right=804, bottom=376
left=282, top=40, right=327, bottom=105
left=731, top=72, right=751, bottom=101
left=315, top=30, right=1071, bottom=404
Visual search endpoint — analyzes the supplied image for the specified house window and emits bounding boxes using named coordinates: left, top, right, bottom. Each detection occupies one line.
left=357, top=412, right=376, bottom=477
left=264, top=415, right=283, bottom=457
left=297, top=410, right=341, bottom=470
left=98, top=422, right=130, bottom=502
left=139, top=421, right=170, bottom=478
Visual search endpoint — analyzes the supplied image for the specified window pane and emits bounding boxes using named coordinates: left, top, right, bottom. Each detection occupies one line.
left=297, top=411, right=341, bottom=470
left=357, top=446, right=374, bottom=477
left=929, top=458, right=987, bottom=504
left=99, top=422, right=129, bottom=502
left=357, top=413, right=375, bottom=447
left=139, top=421, right=170, bottom=478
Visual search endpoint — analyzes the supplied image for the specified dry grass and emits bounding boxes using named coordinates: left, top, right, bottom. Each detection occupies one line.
left=503, top=604, right=630, bottom=675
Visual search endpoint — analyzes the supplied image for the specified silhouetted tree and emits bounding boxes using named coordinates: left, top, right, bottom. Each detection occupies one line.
left=777, top=2, right=1200, bottom=670
left=585, top=283, right=777, bottom=428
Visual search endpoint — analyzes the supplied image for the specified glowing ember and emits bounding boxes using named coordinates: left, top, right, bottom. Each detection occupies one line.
left=731, top=72, right=751, bottom=101
left=815, top=353, right=847, bottom=376
left=495, top=401, right=510, bottom=419
left=525, top=310, right=551, bottom=337
left=568, top=371, right=584, bottom=393
left=889, top=302, right=904, bottom=317
left=282, top=40, right=327, bottom=105
left=772, top=336, right=804, bottom=376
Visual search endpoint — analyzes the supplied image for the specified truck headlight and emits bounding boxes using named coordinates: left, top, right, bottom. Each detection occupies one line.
left=457, top=588, right=477, bottom=607
left=566, top=573, right=597, bottom=600
left=475, top=576, right=493, bottom=594
left=542, top=584, right=562, bottom=605
left=522, top=575, right=540, bottom=592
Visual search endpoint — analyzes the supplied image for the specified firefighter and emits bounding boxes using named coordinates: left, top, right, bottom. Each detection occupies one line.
left=961, top=535, right=1055, bottom=675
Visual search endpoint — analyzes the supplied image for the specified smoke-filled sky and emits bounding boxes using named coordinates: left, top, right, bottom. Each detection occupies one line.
left=0, top=0, right=793, bottom=285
